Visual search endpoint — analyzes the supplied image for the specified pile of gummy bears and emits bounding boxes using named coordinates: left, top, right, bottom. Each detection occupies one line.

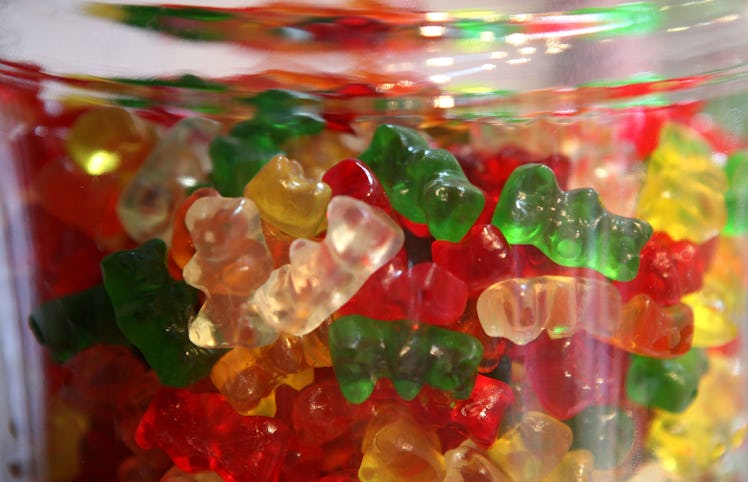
left=5, top=73, right=748, bottom=482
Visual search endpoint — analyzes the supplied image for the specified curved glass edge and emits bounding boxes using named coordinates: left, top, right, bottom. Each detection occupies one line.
left=0, top=104, right=46, bottom=482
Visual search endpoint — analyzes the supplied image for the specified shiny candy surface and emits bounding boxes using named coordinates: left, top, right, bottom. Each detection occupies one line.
left=492, top=164, right=653, bottom=281
left=636, top=123, right=728, bottom=243
left=329, top=315, right=483, bottom=403
left=244, top=154, right=332, bottom=238
left=101, top=239, right=224, bottom=386
left=183, top=195, right=276, bottom=347
left=358, top=124, right=485, bottom=242
left=249, top=195, right=404, bottom=335
left=118, top=117, right=220, bottom=243
left=476, top=276, right=620, bottom=345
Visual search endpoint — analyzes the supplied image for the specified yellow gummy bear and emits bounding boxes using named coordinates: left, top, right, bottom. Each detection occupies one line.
left=647, top=353, right=748, bottom=478
left=66, top=107, right=156, bottom=176
left=487, top=411, right=573, bottom=482
left=46, top=397, right=89, bottom=482
left=244, top=154, right=332, bottom=238
left=359, top=408, right=446, bottom=482
left=636, top=123, right=727, bottom=243
left=685, top=236, right=748, bottom=347
left=541, top=449, right=597, bottom=482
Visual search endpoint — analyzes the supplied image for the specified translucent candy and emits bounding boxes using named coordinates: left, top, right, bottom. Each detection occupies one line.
left=329, top=315, right=483, bottom=403
left=444, top=440, right=510, bottom=482
left=476, top=276, right=621, bottom=345
left=210, top=331, right=326, bottom=413
left=492, top=164, right=652, bottom=282
left=249, top=195, right=404, bottom=335
left=636, top=123, right=728, bottom=243
left=487, top=411, right=573, bottom=481
left=118, top=117, right=221, bottom=243
left=542, top=449, right=597, bottom=482
left=684, top=236, right=747, bottom=347
left=244, top=154, right=332, bottom=238
left=647, top=354, right=748, bottom=478
left=66, top=107, right=155, bottom=175
left=476, top=275, right=694, bottom=358
left=358, top=410, right=446, bottom=482
left=182, top=195, right=276, bottom=348
left=358, top=124, right=485, bottom=242
left=101, top=239, right=224, bottom=387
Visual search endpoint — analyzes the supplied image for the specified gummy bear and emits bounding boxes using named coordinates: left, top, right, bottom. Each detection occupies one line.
left=244, top=154, right=332, bottom=238
left=29, top=284, right=129, bottom=363
left=413, top=374, right=514, bottom=447
left=210, top=330, right=328, bottom=413
left=329, top=315, right=483, bottom=403
left=566, top=405, right=637, bottom=470
left=647, top=353, right=748, bottom=478
left=487, top=411, right=573, bottom=481
left=118, top=117, right=221, bottom=243
left=248, top=195, right=404, bottom=336
left=339, top=255, right=468, bottom=327
left=626, top=349, right=708, bottom=413
left=476, top=276, right=621, bottom=345
left=432, top=224, right=514, bottom=297
left=32, top=155, right=131, bottom=250
left=169, top=187, right=220, bottom=272
left=542, top=449, right=597, bottom=482
left=723, top=150, right=748, bottom=235
left=321, top=158, right=394, bottom=216
left=135, top=388, right=291, bottom=482
left=636, top=122, right=727, bottom=243
left=588, top=294, right=693, bottom=358
left=358, top=409, right=446, bottom=482
left=292, top=379, right=371, bottom=446
left=491, top=163, right=652, bottom=282
left=459, top=143, right=571, bottom=203
left=66, top=106, right=156, bottom=176
left=614, top=231, right=715, bottom=306
left=358, top=124, right=485, bottom=242
left=443, top=440, right=510, bottom=482
left=684, top=236, right=747, bottom=347
left=525, top=332, right=628, bottom=420
left=182, top=195, right=276, bottom=348
left=101, top=239, right=225, bottom=386
left=209, top=89, right=325, bottom=196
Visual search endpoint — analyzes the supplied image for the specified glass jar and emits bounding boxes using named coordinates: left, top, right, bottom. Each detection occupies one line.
left=2, top=1, right=748, bottom=481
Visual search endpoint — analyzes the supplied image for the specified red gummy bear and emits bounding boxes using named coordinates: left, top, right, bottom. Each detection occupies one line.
left=459, top=144, right=571, bottom=203
left=322, top=159, right=393, bottom=216
left=614, top=232, right=717, bottom=306
left=432, top=224, right=513, bottom=297
left=524, top=332, right=629, bottom=421
left=135, top=388, right=290, bottom=482
left=292, top=380, right=372, bottom=447
left=338, top=254, right=468, bottom=327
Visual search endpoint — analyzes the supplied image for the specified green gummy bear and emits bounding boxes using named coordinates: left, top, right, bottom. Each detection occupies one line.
left=210, top=89, right=325, bottom=196
left=28, top=285, right=130, bottom=363
left=491, top=163, right=652, bottom=281
left=101, top=239, right=225, bottom=386
left=723, top=150, right=748, bottom=236
left=329, top=315, right=483, bottom=404
left=626, top=349, right=708, bottom=413
left=567, top=405, right=636, bottom=470
left=358, top=124, right=485, bottom=242
left=209, top=132, right=281, bottom=197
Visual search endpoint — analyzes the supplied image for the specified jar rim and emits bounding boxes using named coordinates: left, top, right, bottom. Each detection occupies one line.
left=2, top=0, right=748, bottom=115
